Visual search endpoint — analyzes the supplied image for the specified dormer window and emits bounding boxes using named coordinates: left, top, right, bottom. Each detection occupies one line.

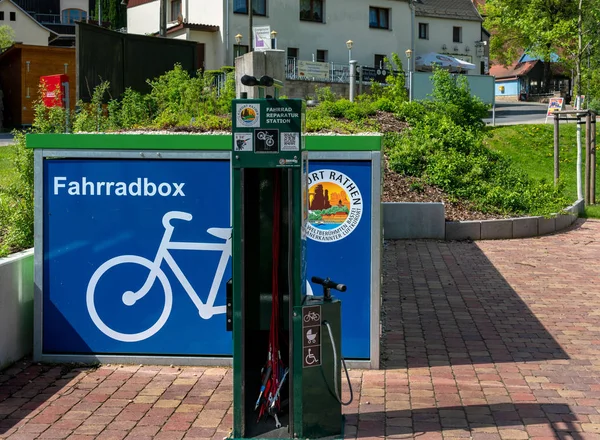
left=62, top=8, right=87, bottom=24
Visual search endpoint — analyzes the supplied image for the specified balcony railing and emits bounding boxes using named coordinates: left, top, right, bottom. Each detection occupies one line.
left=32, top=13, right=61, bottom=24
left=285, top=57, right=401, bottom=84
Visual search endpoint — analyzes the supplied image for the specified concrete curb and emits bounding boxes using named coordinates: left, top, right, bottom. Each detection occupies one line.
left=383, top=200, right=585, bottom=241
left=445, top=199, right=584, bottom=240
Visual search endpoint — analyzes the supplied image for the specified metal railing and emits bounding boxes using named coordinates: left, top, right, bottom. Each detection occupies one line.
left=286, top=57, right=351, bottom=83
left=32, top=13, right=61, bottom=24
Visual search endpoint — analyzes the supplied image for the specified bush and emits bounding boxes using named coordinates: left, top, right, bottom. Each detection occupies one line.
left=0, top=132, right=34, bottom=257
left=385, top=67, right=569, bottom=217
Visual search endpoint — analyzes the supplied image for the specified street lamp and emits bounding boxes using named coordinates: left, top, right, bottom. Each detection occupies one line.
left=405, top=49, right=413, bottom=102
left=346, top=40, right=353, bottom=62
left=270, top=30, right=277, bottom=49
left=235, top=33, right=242, bottom=57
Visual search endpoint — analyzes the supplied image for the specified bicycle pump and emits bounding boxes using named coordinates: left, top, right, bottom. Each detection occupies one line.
left=227, top=74, right=353, bottom=439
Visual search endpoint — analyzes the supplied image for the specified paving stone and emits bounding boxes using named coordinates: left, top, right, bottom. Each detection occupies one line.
left=4, top=220, right=600, bottom=438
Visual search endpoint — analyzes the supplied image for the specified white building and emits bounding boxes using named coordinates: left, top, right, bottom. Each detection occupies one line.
left=126, top=0, right=485, bottom=75
left=0, top=0, right=55, bottom=46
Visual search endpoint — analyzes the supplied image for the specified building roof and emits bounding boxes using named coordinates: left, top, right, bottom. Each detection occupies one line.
left=0, top=0, right=59, bottom=39
left=414, top=0, right=483, bottom=22
left=0, top=42, right=74, bottom=63
left=152, top=22, right=220, bottom=36
left=489, top=60, right=538, bottom=80
left=127, top=0, right=154, bottom=8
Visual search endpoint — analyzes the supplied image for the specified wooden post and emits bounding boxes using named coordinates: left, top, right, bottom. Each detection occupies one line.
left=585, top=112, right=591, bottom=205
left=592, top=113, right=597, bottom=204
left=554, top=113, right=560, bottom=187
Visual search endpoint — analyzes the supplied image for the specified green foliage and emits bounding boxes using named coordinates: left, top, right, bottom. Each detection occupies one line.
left=386, top=68, right=569, bottom=217
left=482, top=0, right=577, bottom=67
left=92, top=0, right=127, bottom=29
left=0, top=132, right=34, bottom=257
left=484, top=124, right=600, bottom=217
left=315, top=86, right=338, bottom=103
left=72, top=81, right=111, bottom=132
left=429, top=68, right=489, bottom=130
left=145, top=64, right=234, bottom=128
left=0, top=24, right=15, bottom=50
left=107, top=88, right=151, bottom=130
left=309, top=205, right=349, bottom=221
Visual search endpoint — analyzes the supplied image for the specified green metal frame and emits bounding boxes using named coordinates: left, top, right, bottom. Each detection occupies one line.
left=26, top=133, right=382, bottom=152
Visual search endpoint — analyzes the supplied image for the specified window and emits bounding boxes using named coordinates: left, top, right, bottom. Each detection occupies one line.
left=374, top=54, right=386, bottom=69
left=453, top=26, right=462, bottom=43
left=170, top=0, right=181, bottom=21
left=316, top=49, right=327, bottom=63
left=10, top=11, right=16, bottom=21
left=0, top=11, right=4, bottom=20
left=300, top=0, right=323, bottom=22
left=234, top=44, right=249, bottom=57
left=287, top=47, right=299, bottom=59
left=233, top=0, right=266, bottom=16
left=418, top=23, right=428, bottom=39
left=369, top=7, right=389, bottom=29
left=62, top=8, right=87, bottom=24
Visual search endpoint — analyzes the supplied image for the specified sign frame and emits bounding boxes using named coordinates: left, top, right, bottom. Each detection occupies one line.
left=31, top=142, right=381, bottom=370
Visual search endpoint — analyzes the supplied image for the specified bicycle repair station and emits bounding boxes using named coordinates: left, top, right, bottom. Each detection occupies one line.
left=27, top=68, right=382, bottom=438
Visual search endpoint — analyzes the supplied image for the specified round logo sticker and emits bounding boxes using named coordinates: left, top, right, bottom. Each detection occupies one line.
left=306, top=169, right=363, bottom=243
left=236, top=104, right=259, bottom=127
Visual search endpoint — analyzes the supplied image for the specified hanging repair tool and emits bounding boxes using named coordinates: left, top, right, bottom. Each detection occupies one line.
left=255, top=170, right=287, bottom=425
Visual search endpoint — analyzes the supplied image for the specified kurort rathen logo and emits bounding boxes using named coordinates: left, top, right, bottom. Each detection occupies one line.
left=306, top=169, right=362, bottom=243
left=236, top=104, right=260, bottom=127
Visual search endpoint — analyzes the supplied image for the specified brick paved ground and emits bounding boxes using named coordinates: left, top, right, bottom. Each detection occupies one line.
left=1, top=219, right=599, bottom=439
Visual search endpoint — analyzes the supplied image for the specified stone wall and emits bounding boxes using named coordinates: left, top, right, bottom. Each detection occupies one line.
left=283, top=80, right=372, bottom=100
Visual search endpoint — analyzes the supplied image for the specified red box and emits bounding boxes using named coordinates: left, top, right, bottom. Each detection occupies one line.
left=40, top=74, right=69, bottom=108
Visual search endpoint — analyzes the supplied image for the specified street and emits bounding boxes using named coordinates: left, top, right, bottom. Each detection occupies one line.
left=0, top=133, right=14, bottom=147
left=485, top=102, right=551, bottom=126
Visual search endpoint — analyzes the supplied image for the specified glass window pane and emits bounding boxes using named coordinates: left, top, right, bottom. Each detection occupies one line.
left=234, top=0, right=247, bottom=13
left=379, top=9, right=387, bottom=28
left=369, top=8, right=377, bottom=27
left=253, top=0, right=266, bottom=15
left=314, top=0, right=322, bottom=21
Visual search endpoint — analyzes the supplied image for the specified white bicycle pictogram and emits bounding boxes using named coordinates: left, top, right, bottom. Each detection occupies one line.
left=257, top=131, right=275, bottom=147
left=86, top=211, right=232, bottom=343
left=304, top=311, right=320, bottom=322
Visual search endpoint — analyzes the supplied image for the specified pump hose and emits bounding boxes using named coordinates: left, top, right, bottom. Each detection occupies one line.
left=323, top=321, right=353, bottom=406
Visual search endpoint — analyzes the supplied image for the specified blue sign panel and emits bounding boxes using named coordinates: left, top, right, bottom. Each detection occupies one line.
left=305, top=161, right=372, bottom=359
left=43, top=159, right=232, bottom=355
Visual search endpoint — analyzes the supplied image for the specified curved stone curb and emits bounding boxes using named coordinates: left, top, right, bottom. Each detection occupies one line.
left=383, top=200, right=585, bottom=240
left=445, top=199, right=585, bottom=240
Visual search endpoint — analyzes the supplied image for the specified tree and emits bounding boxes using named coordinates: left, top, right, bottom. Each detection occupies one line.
left=482, top=0, right=577, bottom=93
left=92, top=0, right=127, bottom=30
left=0, top=25, right=15, bottom=51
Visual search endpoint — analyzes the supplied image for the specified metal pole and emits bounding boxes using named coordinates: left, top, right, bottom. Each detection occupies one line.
left=349, top=60, right=357, bottom=102
left=592, top=114, right=597, bottom=204
left=554, top=113, right=560, bottom=187
left=159, top=0, right=166, bottom=36
left=98, top=0, right=102, bottom=25
left=577, top=96, right=583, bottom=200
left=585, top=112, right=591, bottom=204
left=63, top=82, right=70, bottom=133
left=249, top=0, right=253, bottom=51
left=358, top=66, right=363, bottom=97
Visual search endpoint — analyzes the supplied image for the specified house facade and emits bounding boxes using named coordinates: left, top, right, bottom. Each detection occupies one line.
left=0, top=0, right=54, bottom=46
left=10, top=0, right=93, bottom=47
left=127, top=0, right=487, bottom=75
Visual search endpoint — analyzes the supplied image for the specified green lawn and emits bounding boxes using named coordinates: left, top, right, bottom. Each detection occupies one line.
left=0, top=145, right=17, bottom=189
left=484, top=124, right=600, bottom=218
